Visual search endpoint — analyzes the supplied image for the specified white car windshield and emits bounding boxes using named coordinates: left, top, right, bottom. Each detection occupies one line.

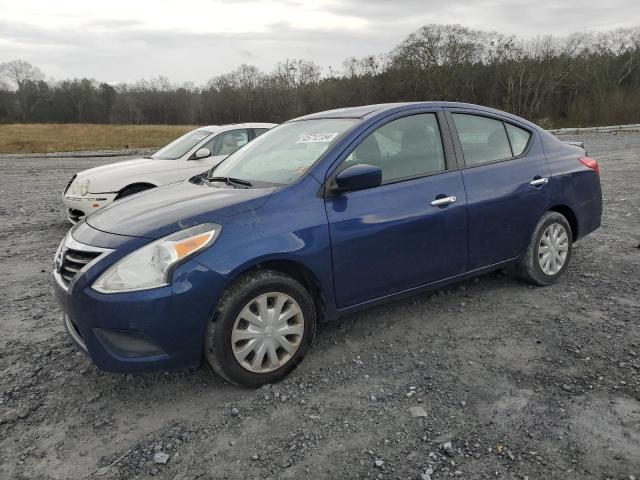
left=212, top=119, right=357, bottom=185
left=152, top=129, right=212, bottom=160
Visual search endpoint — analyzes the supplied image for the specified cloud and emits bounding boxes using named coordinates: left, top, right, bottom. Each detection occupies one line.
left=0, top=17, right=398, bottom=83
left=237, top=49, right=258, bottom=60
left=0, top=0, right=638, bottom=84
left=325, top=0, right=640, bottom=35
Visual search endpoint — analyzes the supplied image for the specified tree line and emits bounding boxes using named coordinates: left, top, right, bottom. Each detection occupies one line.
left=1, top=24, right=639, bottom=128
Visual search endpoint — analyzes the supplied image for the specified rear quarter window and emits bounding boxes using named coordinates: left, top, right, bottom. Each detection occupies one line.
left=505, top=123, right=531, bottom=156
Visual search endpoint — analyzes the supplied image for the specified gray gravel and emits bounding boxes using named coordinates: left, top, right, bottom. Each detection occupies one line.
left=0, top=132, right=639, bottom=479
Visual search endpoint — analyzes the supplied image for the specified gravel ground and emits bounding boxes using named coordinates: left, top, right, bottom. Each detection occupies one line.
left=0, top=132, right=638, bottom=480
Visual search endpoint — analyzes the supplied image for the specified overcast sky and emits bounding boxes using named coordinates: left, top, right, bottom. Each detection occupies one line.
left=1, top=0, right=638, bottom=85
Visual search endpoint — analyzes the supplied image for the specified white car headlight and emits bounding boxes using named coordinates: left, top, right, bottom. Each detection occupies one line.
left=75, top=179, right=90, bottom=196
left=92, top=224, right=221, bottom=294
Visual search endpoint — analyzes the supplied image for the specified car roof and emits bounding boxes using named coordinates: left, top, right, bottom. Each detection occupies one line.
left=199, top=123, right=278, bottom=133
left=292, top=104, right=407, bottom=120
left=289, top=102, right=538, bottom=128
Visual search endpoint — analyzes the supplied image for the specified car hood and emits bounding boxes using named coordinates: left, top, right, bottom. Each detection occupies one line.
left=72, top=158, right=195, bottom=193
left=86, top=181, right=276, bottom=239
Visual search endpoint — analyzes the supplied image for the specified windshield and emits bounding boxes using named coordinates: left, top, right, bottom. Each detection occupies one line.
left=152, top=129, right=212, bottom=160
left=211, top=119, right=357, bottom=185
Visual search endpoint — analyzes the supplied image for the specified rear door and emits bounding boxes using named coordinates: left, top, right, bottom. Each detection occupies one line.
left=445, top=109, right=551, bottom=269
left=325, top=109, right=468, bottom=308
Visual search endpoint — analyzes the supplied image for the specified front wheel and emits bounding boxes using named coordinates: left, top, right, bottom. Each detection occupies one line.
left=205, top=270, right=316, bottom=387
left=517, top=211, right=573, bottom=286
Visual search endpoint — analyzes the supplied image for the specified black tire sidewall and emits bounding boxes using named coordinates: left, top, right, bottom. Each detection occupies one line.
left=528, top=213, right=573, bottom=285
left=205, top=273, right=316, bottom=387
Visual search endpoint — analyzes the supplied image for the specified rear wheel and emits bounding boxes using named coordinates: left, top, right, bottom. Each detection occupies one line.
left=517, top=211, right=573, bottom=286
left=205, top=270, right=316, bottom=387
left=115, top=184, right=154, bottom=200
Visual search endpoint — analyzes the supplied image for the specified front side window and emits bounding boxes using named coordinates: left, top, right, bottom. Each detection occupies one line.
left=344, top=113, right=445, bottom=182
left=254, top=128, right=270, bottom=138
left=152, top=129, right=212, bottom=160
left=452, top=114, right=512, bottom=166
left=202, top=129, right=249, bottom=157
left=213, top=119, right=357, bottom=185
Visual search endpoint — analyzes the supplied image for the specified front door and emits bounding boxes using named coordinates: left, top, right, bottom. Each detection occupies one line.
left=326, top=111, right=468, bottom=308
left=198, top=128, right=250, bottom=170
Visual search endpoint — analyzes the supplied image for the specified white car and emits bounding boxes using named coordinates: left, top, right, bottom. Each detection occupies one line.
left=62, top=123, right=276, bottom=223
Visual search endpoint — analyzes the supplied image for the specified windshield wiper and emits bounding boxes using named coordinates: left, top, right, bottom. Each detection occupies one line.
left=207, top=176, right=253, bottom=188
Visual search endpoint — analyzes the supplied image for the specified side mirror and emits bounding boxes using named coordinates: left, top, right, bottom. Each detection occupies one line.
left=334, top=164, right=382, bottom=192
left=193, top=148, right=211, bottom=159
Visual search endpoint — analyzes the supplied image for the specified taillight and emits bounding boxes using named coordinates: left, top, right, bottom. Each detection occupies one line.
left=578, top=156, right=599, bottom=175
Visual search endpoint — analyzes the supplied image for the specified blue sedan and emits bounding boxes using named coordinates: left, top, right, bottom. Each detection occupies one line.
left=53, top=102, right=602, bottom=386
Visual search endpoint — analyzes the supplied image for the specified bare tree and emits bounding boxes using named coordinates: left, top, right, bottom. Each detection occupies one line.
left=1, top=25, right=640, bottom=127
left=0, top=60, right=45, bottom=121
left=59, top=79, right=97, bottom=123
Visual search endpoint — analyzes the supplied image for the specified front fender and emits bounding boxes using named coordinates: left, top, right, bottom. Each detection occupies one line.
left=77, top=160, right=204, bottom=194
left=192, top=176, right=338, bottom=319
left=80, top=175, right=159, bottom=195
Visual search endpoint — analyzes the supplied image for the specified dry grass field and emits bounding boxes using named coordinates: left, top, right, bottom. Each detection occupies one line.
left=0, top=124, right=197, bottom=153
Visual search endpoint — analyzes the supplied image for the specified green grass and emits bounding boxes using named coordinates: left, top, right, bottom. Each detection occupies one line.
left=0, top=124, right=197, bottom=154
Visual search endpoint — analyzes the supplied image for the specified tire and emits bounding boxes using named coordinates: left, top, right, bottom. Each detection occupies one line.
left=204, top=270, right=316, bottom=387
left=517, top=211, right=573, bottom=286
left=115, top=184, right=154, bottom=201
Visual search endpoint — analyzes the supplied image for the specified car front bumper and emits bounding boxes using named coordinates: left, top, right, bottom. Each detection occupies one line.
left=62, top=193, right=118, bottom=223
left=53, top=237, right=228, bottom=373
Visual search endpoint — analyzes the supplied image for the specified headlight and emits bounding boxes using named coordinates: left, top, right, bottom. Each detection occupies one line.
left=92, top=224, right=221, bottom=293
left=64, top=175, right=77, bottom=195
left=77, top=179, right=90, bottom=196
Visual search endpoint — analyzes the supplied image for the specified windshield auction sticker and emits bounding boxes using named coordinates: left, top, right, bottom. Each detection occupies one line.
left=296, top=133, right=339, bottom=144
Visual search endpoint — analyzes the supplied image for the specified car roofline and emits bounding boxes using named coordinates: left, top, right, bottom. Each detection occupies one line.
left=284, top=102, right=541, bottom=130
left=199, top=123, right=278, bottom=133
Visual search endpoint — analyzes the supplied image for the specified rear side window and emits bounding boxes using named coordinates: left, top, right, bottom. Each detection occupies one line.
left=254, top=128, right=270, bottom=138
left=344, top=113, right=446, bottom=183
left=452, top=114, right=512, bottom=166
left=505, top=123, right=531, bottom=156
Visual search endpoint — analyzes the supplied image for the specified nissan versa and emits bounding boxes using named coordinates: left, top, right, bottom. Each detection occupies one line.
left=53, top=102, right=602, bottom=387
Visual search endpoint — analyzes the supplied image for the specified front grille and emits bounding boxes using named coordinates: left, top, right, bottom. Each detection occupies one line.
left=59, top=248, right=101, bottom=286
left=67, top=208, right=85, bottom=223
left=54, top=235, right=112, bottom=290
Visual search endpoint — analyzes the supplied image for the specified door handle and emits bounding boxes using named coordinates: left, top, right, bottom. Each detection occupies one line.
left=431, top=195, right=457, bottom=207
left=529, top=177, right=549, bottom=186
